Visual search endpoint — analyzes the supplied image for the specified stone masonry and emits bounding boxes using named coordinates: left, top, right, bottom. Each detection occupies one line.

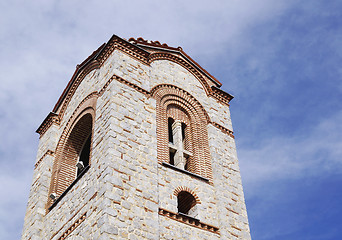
left=22, top=35, right=251, bottom=239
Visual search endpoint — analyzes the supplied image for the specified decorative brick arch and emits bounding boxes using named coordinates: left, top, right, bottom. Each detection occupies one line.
left=173, top=186, right=201, bottom=204
left=47, top=93, right=97, bottom=209
left=149, top=52, right=212, bottom=95
left=37, top=36, right=233, bottom=139
left=56, top=62, right=100, bottom=121
left=151, top=84, right=213, bottom=181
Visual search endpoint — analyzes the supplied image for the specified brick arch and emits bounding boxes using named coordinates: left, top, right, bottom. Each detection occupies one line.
left=173, top=186, right=201, bottom=204
left=166, top=104, right=191, bottom=125
left=56, top=62, right=100, bottom=121
left=149, top=52, right=212, bottom=95
left=151, top=84, right=210, bottom=123
left=47, top=94, right=97, bottom=209
left=151, top=84, right=213, bottom=181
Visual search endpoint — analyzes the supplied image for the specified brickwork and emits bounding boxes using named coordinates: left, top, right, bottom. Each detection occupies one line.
left=22, top=35, right=250, bottom=239
left=152, top=84, right=212, bottom=180
left=47, top=94, right=97, bottom=209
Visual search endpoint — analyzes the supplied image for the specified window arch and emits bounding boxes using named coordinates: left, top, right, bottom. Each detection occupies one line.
left=47, top=94, right=97, bottom=209
left=66, top=113, right=92, bottom=179
left=152, top=84, right=212, bottom=180
left=174, top=187, right=201, bottom=218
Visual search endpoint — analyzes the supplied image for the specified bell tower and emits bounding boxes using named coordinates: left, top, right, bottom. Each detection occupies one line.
left=22, top=35, right=251, bottom=239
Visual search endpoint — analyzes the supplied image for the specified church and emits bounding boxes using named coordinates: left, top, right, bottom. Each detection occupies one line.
left=22, top=35, right=251, bottom=239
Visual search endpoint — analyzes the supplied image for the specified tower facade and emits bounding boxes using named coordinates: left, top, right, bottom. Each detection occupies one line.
left=22, top=35, right=251, bottom=239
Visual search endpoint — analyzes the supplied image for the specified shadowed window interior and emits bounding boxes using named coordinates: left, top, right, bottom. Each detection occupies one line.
left=77, top=134, right=91, bottom=176
left=177, top=191, right=197, bottom=215
left=48, top=112, right=94, bottom=209
left=167, top=115, right=193, bottom=171
left=168, top=117, right=174, bottom=143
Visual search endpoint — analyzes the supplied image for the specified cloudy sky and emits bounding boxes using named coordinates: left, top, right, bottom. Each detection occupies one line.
left=1, top=0, right=341, bottom=239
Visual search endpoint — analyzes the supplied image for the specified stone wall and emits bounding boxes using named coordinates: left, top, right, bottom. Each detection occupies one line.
left=22, top=46, right=250, bottom=239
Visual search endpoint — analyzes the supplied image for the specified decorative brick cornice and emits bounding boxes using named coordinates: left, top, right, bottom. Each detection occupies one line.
left=36, top=112, right=60, bottom=137
left=209, top=86, right=234, bottom=106
left=129, top=37, right=181, bottom=51
left=37, top=75, right=234, bottom=141
left=52, top=44, right=104, bottom=114
left=129, top=37, right=222, bottom=88
left=57, top=63, right=100, bottom=121
left=149, top=52, right=212, bottom=95
left=159, top=208, right=219, bottom=234
left=100, top=74, right=151, bottom=97
left=97, top=35, right=150, bottom=66
left=211, top=122, right=235, bottom=138
left=41, top=35, right=234, bottom=137
left=56, top=212, right=87, bottom=240
left=34, top=150, right=54, bottom=169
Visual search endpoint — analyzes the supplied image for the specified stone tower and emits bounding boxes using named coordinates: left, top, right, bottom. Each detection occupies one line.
left=22, top=35, right=251, bottom=239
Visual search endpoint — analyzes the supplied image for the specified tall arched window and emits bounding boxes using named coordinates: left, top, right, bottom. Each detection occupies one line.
left=152, top=85, right=212, bottom=180
left=47, top=94, right=97, bottom=209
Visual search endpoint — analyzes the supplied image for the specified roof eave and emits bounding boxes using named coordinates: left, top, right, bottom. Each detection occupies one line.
left=135, top=43, right=222, bottom=88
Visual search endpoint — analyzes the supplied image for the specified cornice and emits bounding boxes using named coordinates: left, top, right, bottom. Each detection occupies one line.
left=52, top=44, right=105, bottom=113
left=39, top=35, right=234, bottom=137
left=129, top=37, right=181, bottom=51
left=159, top=208, right=220, bottom=234
left=36, top=112, right=59, bottom=136
left=209, top=86, right=234, bottom=106
left=149, top=52, right=212, bottom=95
left=148, top=52, right=233, bottom=105
left=57, top=61, right=100, bottom=120
left=129, top=37, right=221, bottom=87
left=34, top=150, right=54, bottom=169
left=211, top=121, right=235, bottom=138
left=97, top=35, right=150, bottom=66
left=56, top=212, right=87, bottom=240
left=101, top=74, right=151, bottom=97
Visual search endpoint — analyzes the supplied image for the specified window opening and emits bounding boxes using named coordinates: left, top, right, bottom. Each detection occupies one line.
left=168, top=120, right=192, bottom=170
left=77, top=134, right=91, bottom=176
left=168, top=118, right=174, bottom=143
left=169, top=151, right=175, bottom=165
left=177, top=191, right=197, bottom=215
left=184, top=155, right=190, bottom=171
left=181, top=122, right=186, bottom=145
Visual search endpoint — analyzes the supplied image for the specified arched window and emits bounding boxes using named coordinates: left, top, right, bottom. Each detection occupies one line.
left=48, top=100, right=95, bottom=209
left=167, top=106, right=193, bottom=171
left=152, top=85, right=212, bottom=180
left=177, top=191, right=196, bottom=214
left=60, top=113, right=93, bottom=185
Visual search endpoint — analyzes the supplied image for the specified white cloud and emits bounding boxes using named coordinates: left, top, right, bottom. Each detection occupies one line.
left=239, top=110, right=342, bottom=195
left=0, top=0, right=326, bottom=239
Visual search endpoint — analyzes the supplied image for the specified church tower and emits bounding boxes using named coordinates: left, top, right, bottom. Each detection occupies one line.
left=22, top=35, right=251, bottom=239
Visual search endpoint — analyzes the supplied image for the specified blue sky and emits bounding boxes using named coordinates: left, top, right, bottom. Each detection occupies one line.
left=1, top=0, right=341, bottom=239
